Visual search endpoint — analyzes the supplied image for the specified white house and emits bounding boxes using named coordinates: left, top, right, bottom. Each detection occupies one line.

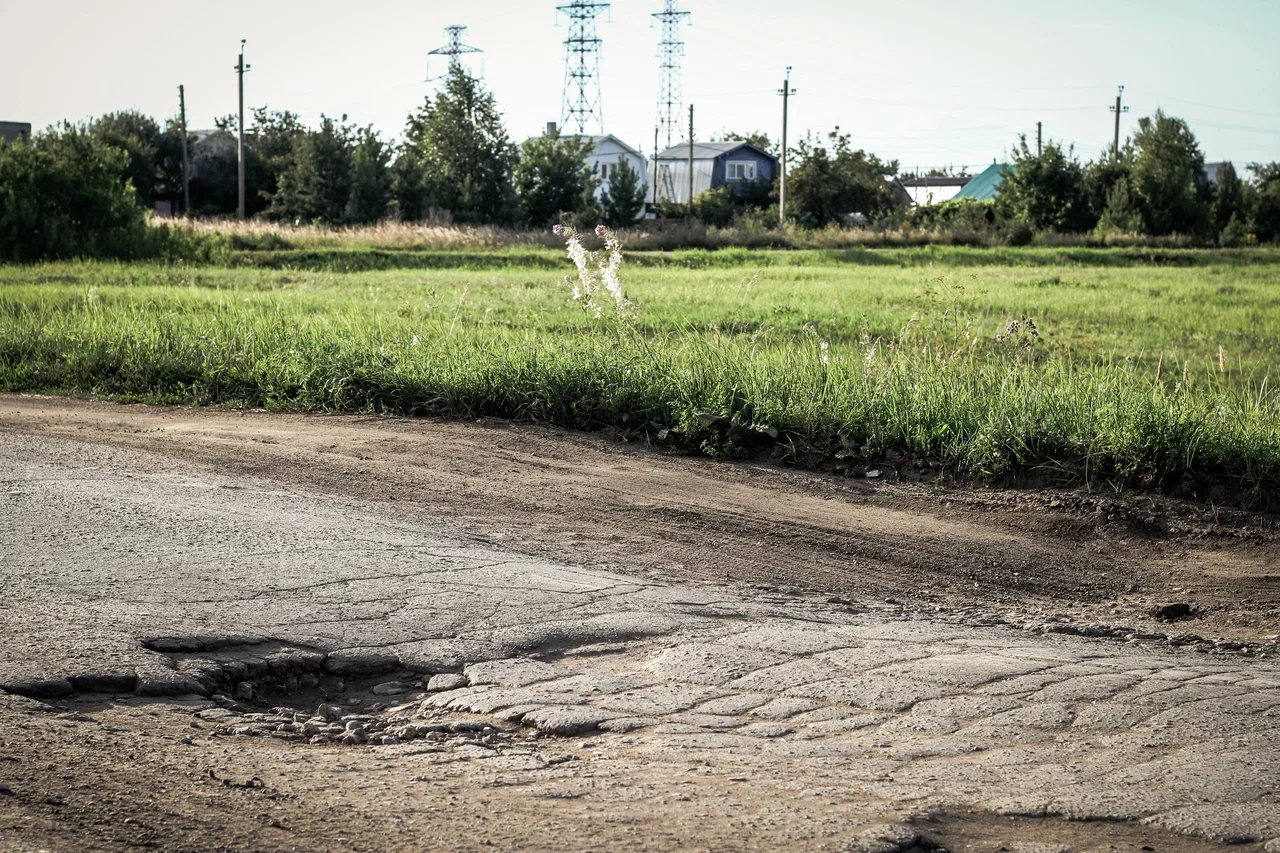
left=538, top=123, right=648, bottom=215
left=899, top=175, right=971, bottom=207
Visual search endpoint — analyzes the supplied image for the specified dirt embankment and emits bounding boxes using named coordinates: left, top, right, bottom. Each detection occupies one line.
left=2, top=393, right=1276, bottom=646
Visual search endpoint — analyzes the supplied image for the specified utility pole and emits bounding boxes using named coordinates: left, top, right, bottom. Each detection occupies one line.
left=178, top=85, right=190, bottom=215
left=687, top=104, right=694, bottom=212
left=652, top=125, right=659, bottom=210
left=778, top=67, right=796, bottom=227
left=1036, top=121, right=1042, bottom=157
left=1110, top=85, right=1129, bottom=164
left=235, top=39, right=250, bottom=220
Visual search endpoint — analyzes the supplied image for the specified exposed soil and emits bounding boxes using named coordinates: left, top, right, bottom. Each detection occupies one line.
left=3, top=393, right=1280, bottom=853
left=0, top=691, right=1238, bottom=853
left=2, top=394, right=1276, bottom=647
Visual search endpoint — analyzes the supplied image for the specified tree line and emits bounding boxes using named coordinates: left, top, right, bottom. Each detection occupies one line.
left=3, top=61, right=1279, bottom=261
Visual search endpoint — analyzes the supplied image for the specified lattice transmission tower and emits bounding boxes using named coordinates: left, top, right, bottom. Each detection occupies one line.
left=558, top=1, right=610, bottom=134
left=427, top=25, right=482, bottom=80
left=653, top=0, right=690, bottom=149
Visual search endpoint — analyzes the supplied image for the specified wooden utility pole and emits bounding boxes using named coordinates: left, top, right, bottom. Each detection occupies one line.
left=687, top=104, right=694, bottom=213
left=235, top=39, right=250, bottom=220
left=1036, top=121, right=1042, bottom=157
left=1109, top=85, right=1128, bottom=164
left=178, top=85, right=190, bottom=215
left=778, top=67, right=796, bottom=226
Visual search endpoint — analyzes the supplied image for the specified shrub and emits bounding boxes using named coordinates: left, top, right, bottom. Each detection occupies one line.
left=0, top=126, right=148, bottom=261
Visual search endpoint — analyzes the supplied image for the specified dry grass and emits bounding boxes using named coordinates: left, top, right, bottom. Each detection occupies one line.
left=178, top=218, right=561, bottom=251
left=177, top=217, right=1203, bottom=254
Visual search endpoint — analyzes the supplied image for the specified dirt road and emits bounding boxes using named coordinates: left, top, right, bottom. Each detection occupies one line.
left=2, top=394, right=1279, bottom=852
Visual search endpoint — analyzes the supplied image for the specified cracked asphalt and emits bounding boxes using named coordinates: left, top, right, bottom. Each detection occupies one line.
left=2, top=397, right=1279, bottom=851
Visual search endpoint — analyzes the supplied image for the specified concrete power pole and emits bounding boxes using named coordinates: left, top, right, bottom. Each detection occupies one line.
left=652, top=125, right=659, bottom=210
left=1036, top=121, right=1042, bottom=157
left=235, top=40, right=250, bottom=220
left=778, top=67, right=796, bottom=227
left=178, top=85, right=190, bottom=215
left=1109, top=85, right=1129, bottom=164
left=687, top=104, right=694, bottom=213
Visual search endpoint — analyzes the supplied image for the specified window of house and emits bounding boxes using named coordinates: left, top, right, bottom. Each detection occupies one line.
left=726, top=161, right=756, bottom=181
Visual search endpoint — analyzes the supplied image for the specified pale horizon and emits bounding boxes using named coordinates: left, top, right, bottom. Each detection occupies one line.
left=5, top=0, right=1279, bottom=170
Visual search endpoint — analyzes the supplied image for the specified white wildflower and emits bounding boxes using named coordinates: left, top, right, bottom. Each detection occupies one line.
left=555, top=224, right=633, bottom=320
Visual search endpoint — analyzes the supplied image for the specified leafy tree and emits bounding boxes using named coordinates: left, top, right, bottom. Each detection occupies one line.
left=0, top=125, right=145, bottom=261
left=1251, top=162, right=1280, bottom=244
left=1210, top=161, right=1248, bottom=243
left=390, top=150, right=430, bottom=221
left=89, top=110, right=181, bottom=208
left=268, top=115, right=354, bottom=224
left=395, top=65, right=517, bottom=224
left=600, top=157, right=648, bottom=226
left=346, top=127, right=392, bottom=225
left=715, top=130, right=776, bottom=157
left=1084, top=154, right=1130, bottom=224
left=996, top=137, right=1093, bottom=232
left=1129, top=110, right=1211, bottom=236
left=187, top=128, right=243, bottom=216
left=691, top=186, right=737, bottom=227
left=786, top=129, right=900, bottom=227
left=247, top=108, right=307, bottom=203
left=1095, top=179, right=1143, bottom=234
left=513, top=132, right=596, bottom=227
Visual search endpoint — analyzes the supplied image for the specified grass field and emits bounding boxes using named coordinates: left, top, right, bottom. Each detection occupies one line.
left=2, top=247, right=1279, bottom=506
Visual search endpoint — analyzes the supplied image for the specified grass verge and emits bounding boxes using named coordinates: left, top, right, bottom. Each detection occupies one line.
left=2, top=257, right=1278, bottom=509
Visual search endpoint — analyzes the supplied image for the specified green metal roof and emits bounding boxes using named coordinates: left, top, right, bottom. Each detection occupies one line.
left=954, top=163, right=1014, bottom=201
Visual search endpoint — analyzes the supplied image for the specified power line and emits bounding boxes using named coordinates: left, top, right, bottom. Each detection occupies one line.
left=1136, top=91, right=1280, bottom=120
left=558, top=0, right=610, bottom=134
left=1178, top=117, right=1280, bottom=136
left=653, top=0, right=690, bottom=150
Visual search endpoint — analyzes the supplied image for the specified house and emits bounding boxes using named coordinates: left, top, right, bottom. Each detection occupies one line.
left=900, top=175, right=971, bottom=207
left=650, top=141, right=778, bottom=205
left=536, top=123, right=648, bottom=207
left=0, top=121, right=32, bottom=144
left=953, top=163, right=1013, bottom=202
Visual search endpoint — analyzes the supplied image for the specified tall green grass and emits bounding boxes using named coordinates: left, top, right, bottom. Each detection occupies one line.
left=2, top=255, right=1278, bottom=507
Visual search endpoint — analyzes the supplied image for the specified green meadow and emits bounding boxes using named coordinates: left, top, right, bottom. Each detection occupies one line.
left=3, top=247, right=1279, bottom=505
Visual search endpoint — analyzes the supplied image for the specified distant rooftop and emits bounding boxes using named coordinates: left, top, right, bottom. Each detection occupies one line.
left=899, top=176, right=970, bottom=188
left=655, top=141, right=774, bottom=161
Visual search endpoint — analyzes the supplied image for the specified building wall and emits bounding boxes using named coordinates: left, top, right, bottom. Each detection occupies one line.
left=587, top=138, right=648, bottom=206
left=651, top=147, right=778, bottom=206
left=650, top=159, right=716, bottom=205
left=0, top=122, right=32, bottom=144
left=712, top=149, right=776, bottom=196
left=905, top=184, right=966, bottom=206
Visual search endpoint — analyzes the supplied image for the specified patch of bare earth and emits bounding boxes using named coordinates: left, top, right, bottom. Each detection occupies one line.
left=1, top=394, right=1275, bottom=646
left=2, top=394, right=1278, bottom=852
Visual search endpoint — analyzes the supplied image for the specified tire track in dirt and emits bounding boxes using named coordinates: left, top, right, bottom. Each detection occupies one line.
left=1, top=393, right=1277, bottom=642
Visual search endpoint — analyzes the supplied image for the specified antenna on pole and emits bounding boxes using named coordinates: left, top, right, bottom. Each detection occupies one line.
left=653, top=0, right=690, bottom=150
left=427, top=25, right=482, bottom=81
left=557, top=0, right=610, bottom=134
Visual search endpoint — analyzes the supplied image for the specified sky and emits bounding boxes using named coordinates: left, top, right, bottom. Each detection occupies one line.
left=5, top=0, right=1279, bottom=171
